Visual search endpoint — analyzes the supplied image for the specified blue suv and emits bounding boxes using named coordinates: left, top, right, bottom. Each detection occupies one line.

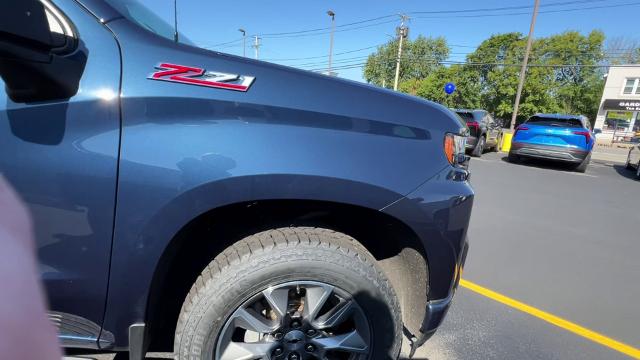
left=0, top=0, right=473, bottom=359
left=509, top=114, right=595, bottom=172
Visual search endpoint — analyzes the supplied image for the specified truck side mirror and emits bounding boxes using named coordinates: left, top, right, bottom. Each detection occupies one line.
left=0, top=0, right=85, bottom=102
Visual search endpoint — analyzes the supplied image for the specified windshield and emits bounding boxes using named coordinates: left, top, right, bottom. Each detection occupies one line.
left=104, top=0, right=192, bottom=44
left=526, top=116, right=584, bottom=128
left=455, top=112, right=475, bottom=122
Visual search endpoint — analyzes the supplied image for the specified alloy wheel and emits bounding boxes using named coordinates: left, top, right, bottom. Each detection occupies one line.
left=215, top=281, right=371, bottom=360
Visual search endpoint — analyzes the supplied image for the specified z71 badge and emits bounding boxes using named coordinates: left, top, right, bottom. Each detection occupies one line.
left=149, top=63, right=255, bottom=92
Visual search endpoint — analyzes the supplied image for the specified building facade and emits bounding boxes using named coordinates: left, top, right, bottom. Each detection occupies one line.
left=594, top=66, right=640, bottom=141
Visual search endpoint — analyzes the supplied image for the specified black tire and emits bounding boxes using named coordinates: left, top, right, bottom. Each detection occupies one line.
left=508, top=151, right=520, bottom=163
left=574, top=153, right=591, bottom=173
left=471, top=136, right=485, bottom=157
left=636, top=161, right=640, bottom=179
left=626, top=153, right=634, bottom=170
left=174, top=227, right=402, bottom=360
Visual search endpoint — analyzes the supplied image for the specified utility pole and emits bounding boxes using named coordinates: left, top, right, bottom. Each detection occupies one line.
left=510, top=0, right=540, bottom=130
left=393, top=15, right=409, bottom=91
left=238, top=28, right=246, bottom=57
left=327, top=10, right=336, bottom=76
left=253, top=36, right=261, bottom=60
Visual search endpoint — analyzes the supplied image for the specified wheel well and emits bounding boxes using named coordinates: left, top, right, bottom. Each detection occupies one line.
left=145, top=200, right=429, bottom=352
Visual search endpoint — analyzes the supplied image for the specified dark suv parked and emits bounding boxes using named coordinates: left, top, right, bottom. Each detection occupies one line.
left=0, top=1, right=474, bottom=359
left=453, top=109, right=504, bottom=157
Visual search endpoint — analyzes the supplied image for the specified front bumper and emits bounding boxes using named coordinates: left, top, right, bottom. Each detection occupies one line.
left=417, top=240, right=468, bottom=345
left=382, top=166, right=474, bottom=348
left=510, top=142, right=589, bottom=163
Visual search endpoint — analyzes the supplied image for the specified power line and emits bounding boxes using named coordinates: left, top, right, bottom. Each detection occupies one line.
left=301, top=52, right=640, bottom=70
left=203, top=37, right=245, bottom=48
left=308, top=59, right=640, bottom=72
left=450, top=44, right=481, bottom=48
left=200, top=0, right=624, bottom=45
left=259, top=0, right=608, bottom=38
left=206, top=39, right=637, bottom=65
left=258, top=15, right=397, bottom=37
left=287, top=51, right=636, bottom=69
left=195, top=0, right=640, bottom=64
left=414, top=1, right=640, bottom=19
left=264, top=44, right=488, bottom=64
left=409, top=0, right=605, bottom=14
left=262, top=44, right=386, bottom=62
left=260, top=19, right=399, bottom=39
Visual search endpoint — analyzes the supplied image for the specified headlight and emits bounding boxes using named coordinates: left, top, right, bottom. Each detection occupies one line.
left=444, top=132, right=468, bottom=167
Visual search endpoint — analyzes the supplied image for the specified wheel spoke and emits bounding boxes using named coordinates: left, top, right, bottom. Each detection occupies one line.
left=262, top=287, right=290, bottom=319
left=303, top=284, right=334, bottom=321
left=216, top=281, right=371, bottom=360
left=313, top=330, right=368, bottom=354
left=233, top=307, right=278, bottom=334
left=218, top=341, right=273, bottom=360
left=312, top=299, right=354, bottom=329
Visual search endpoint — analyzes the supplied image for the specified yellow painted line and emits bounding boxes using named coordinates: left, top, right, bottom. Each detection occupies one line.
left=459, top=279, right=640, bottom=359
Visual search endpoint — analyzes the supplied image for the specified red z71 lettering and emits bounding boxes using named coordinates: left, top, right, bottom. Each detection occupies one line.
left=148, top=63, right=255, bottom=92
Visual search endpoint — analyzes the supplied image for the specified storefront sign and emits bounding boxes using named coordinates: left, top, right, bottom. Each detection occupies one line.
left=603, top=99, right=640, bottom=111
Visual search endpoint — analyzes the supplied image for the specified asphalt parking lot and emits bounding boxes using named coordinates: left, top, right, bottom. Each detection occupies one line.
left=67, top=151, right=640, bottom=360
left=418, top=151, right=640, bottom=360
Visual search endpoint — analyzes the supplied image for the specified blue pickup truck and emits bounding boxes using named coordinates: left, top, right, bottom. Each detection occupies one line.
left=0, top=1, right=474, bottom=359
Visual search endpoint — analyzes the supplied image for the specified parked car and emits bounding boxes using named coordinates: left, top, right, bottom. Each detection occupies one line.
left=0, top=1, right=474, bottom=359
left=508, top=114, right=595, bottom=173
left=452, top=109, right=504, bottom=157
left=625, top=137, right=640, bottom=179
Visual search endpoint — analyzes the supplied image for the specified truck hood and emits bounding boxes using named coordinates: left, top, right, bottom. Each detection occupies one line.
left=116, top=20, right=463, bottom=138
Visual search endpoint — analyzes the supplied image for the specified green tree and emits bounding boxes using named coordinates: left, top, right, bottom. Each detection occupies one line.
left=463, top=30, right=606, bottom=122
left=372, top=30, right=606, bottom=124
left=466, top=32, right=523, bottom=87
left=540, top=31, right=605, bottom=121
left=399, top=65, right=481, bottom=109
left=466, top=33, right=525, bottom=118
left=363, top=36, right=450, bottom=88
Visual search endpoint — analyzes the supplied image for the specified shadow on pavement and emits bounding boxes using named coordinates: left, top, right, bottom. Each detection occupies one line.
left=499, top=155, right=579, bottom=172
left=612, top=164, right=640, bottom=181
left=68, top=355, right=430, bottom=360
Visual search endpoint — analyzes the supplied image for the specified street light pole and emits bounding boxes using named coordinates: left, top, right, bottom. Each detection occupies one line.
left=238, top=28, right=246, bottom=57
left=510, top=0, right=540, bottom=130
left=327, top=10, right=336, bottom=75
left=393, top=15, right=409, bottom=91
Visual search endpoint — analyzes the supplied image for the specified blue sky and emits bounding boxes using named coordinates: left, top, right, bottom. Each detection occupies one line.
left=135, top=0, right=640, bottom=81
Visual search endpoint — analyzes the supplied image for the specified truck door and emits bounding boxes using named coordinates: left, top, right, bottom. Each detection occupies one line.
left=0, top=0, right=121, bottom=348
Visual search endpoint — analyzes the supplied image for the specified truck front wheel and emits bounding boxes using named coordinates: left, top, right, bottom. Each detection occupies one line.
left=174, top=227, right=403, bottom=360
